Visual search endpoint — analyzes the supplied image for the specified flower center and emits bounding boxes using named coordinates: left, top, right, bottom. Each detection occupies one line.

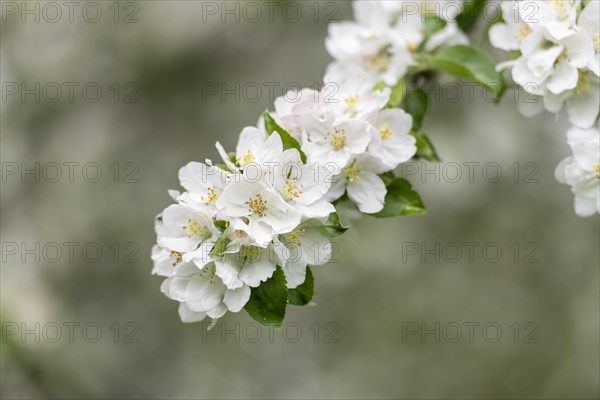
left=237, top=150, right=255, bottom=166
left=380, top=123, right=393, bottom=140
left=576, top=71, right=591, bottom=95
left=198, top=263, right=217, bottom=283
left=246, top=194, right=268, bottom=217
left=183, top=219, right=212, bottom=240
left=365, top=46, right=392, bottom=72
left=344, top=163, right=361, bottom=182
left=240, top=246, right=261, bottom=263
left=329, top=127, right=346, bottom=151
left=281, top=180, right=303, bottom=201
left=516, top=25, right=532, bottom=42
left=549, top=0, right=572, bottom=20
left=345, top=95, right=360, bottom=114
left=557, top=50, right=569, bottom=62
left=593, top=164, right=600, bottom=179
left=169, top=251, right=183, bottom=267
left=202, top=186, right=218, bottom=205
left=406, top=40, right=417, bottom=53
left=594, top=33, right=600, bottom=52
left=283, top=228, right=306, bottom=250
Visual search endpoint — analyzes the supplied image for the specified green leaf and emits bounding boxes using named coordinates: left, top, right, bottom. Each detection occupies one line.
left=421, top=45, right=506, bottom=99
left=402, top=87, right=429, bottom=130
left=209, top=233, right=229, bottom=258
left=411, top=131, right=440, bottom=162
left=456, top=0, right=489, bottom=33
left=319, top=212, right=348, bottom=238
left=214, top=163, right=233, bottom=173
left=263, top=112, right=307, bottom=163
left=384, top=79, right=406, bottom=108
left=288, top=266, right=314, bottom=306
left=214, top=220, right=230, bottom=232
left=379, top=171, right=396, bottom=186
left=373, top=178, right=427, bottom=218
left=244, top=266, right=288, bottom=327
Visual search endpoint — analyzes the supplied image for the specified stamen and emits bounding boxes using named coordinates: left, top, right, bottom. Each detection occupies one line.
left=281, top=180, right=303, bottom=201
left=246, top=194, right=268, bottom=217
left=237, top=150, right=255, bottom=166
left=516, top=25, right=532, bottom=41
left=169, top=251, right=183, bottom=267
left=344, top=163, right=361, bottom=182
left=345, top=95, right=360, bottom=114
left=183, top=219, right=212, bottom=240
left=202, top=186, right=218, bottom=205
left=380, top=123, right=393, bottom=140
left=329, top=127, right=346, bottom=151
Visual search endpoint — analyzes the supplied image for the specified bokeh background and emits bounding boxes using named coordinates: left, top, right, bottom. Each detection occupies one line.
left=1, top=1, right=598, bottom=399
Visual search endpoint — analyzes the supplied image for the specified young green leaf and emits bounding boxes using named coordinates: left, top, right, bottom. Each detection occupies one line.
left=411, top=130, right=440, bottom=161
left=373, top=177, right=427, bottom=218
left=263, top=112, right=307, bottom=163
left=214, top=219, right=230, bottom=232
left=244, top=266, right=288, bottom=327
left=402, top=87, right=429, bottom=130
left=209, top=233, right=229, bottom=258
left=379, top=171, right=396, bottom=186
left=421, top=45, right=506, bottom=99
left=385, top=79, right=406, bottom=108
left=456, top=0, right=489, bottom=33
left=319, top=212, right=349, bottom=238
left=288, top=266, right=314, bottom=306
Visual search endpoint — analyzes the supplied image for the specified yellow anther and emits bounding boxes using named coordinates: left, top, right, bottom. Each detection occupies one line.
left=237, top=150, right=255, bottom=166
left=549, top=0, right=573, bottom=20
left=183, top=219, right=212, bottom=240
left=283, top=228, right=306, bottom=250
left=344, top=163, right=361, bottom=182
left=202, top=186, right=218, bottom=205
left=380, top=123, right=393, bottom=140
left=281, top=181, right=302, bottom=201
left=345, top=95, right=360, bottom=114
left=516, top=25, right=532, bottom=41
left=246, top=194, right=268, bottom=217
left=169, top=251, right=183, bottom=267
left=329, top=128, right=346, bottom=151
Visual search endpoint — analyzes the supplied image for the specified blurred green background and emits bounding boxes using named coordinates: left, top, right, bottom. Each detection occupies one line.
left=1, top=1, right=598, bottom=399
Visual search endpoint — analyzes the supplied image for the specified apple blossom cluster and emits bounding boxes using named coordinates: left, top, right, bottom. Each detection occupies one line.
left=490, top=0, right=599, bottom=127
left=490, top=1, right=599, bottom=216
left=151, top=76, right=421, bottom=324
left=151, top=128, right=345, bottom=323
left=325, top=0, right=469, bottom=86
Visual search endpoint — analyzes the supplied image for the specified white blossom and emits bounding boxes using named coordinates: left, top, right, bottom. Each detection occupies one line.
left=555, top=125, right=600, bottom=216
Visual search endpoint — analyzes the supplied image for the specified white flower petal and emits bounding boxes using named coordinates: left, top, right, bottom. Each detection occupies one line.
left=185, top=275, right=226, bottom=312
left=223, top=285, right=251, bottom=312
left=347, top=172, right=386, bottom=214
left=546, top=61, right=578, bottom=94
left=178, top=303, right=207, bottom=323
left=566, top=84, right=600, bottom=128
